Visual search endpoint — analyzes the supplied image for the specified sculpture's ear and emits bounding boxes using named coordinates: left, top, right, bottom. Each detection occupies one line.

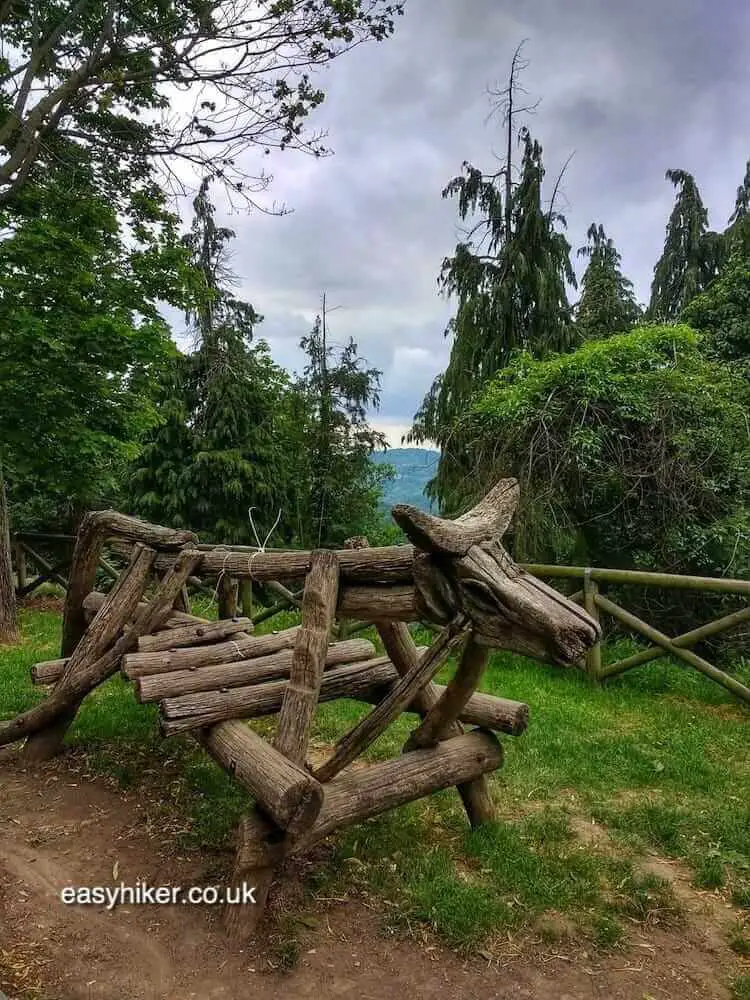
left=392, top=478, right=520, bottom=556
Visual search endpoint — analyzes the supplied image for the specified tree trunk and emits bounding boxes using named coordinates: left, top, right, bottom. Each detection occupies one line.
left=0, top=464, right=19, bottom=644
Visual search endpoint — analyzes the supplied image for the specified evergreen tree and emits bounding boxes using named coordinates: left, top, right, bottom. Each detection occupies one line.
left=575, top=223, right=642, bottom=339
left=726, top=159, right=750, bottom=256
left=131, top=181, right=289, bottom=542
left=648, top=169, right=724, bottom=321
left=287, top=302, right=390, bottom=548
left=408, top=46, right=576, bottom=512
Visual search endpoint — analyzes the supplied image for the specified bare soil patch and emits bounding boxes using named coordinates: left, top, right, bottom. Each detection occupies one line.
left=0, top=754, right=744, bottom=1000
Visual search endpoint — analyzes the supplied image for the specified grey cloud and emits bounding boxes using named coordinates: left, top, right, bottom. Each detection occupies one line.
left=200, top=0, right=749, bottom=442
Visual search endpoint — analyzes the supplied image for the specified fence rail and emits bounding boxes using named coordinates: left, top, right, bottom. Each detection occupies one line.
left=523, top=563, right=750, bottom=705
left=10, top=537, right=749, bottom=705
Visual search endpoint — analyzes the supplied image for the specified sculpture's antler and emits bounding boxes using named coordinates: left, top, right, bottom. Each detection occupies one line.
left=392, top=478, right=520, bottom=556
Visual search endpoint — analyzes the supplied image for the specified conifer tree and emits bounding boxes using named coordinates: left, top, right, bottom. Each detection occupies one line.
left=648, top=169, right=724, bottom=321
left=408, top=45, right=576, bottom=512
left=726, top=159, right=750, bottom=256
left=131, top=180, right=289, bottom=542
left=575, top=223, right=642, bottom=339
left=287, top=301, right=390, bottom=548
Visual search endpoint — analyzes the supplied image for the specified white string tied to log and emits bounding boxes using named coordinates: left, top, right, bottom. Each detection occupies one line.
left=207, top=508, right=283, bottom=640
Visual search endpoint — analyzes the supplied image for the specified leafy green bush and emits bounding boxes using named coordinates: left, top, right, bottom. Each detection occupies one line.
left=460, top=325, right=750, bottom=642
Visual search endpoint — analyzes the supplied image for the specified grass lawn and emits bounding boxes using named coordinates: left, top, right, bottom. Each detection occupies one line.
left=2, top=602, right=749, bottom=959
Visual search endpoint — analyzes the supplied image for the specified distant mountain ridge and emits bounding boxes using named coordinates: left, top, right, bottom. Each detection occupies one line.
left=371, top=447, right=439, bottom=512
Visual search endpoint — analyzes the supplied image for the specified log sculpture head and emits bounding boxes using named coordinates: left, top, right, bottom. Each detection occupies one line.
left=392, top=479, right=600, bottom=666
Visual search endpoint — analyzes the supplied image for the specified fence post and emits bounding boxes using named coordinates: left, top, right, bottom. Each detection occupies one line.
left=583, top=568, right=602, bottom=680
left=13, top=541, right=27, bottom=590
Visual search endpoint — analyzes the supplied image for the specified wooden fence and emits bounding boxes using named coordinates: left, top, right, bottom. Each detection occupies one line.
left=10, top=535, right=750, bottom=705
left=524, top=564, right=750, bottom=705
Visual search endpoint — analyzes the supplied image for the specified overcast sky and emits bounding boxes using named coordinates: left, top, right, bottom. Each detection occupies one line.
left=193, top=0, right=750, bottom=447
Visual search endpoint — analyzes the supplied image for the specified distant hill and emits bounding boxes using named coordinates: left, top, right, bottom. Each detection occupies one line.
left=371, top=448, right=439, bottom=512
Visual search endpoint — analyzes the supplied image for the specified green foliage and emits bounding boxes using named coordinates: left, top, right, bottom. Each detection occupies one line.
left=284, top=310, right=391, bottom=547
left=683, top=246, right=750, bottom=364
left=131, top=180, right=289, bottom=542
left=0, top=1, right=405, bottom=207
left=0, top=148, right=190, bottom=529
left=460, top=325, right=750, bottom=633
left=648, top=169, right=725, bottom=321
left=409, top=51, right=577, bottom=512
left=575, top=223, right=642, bottom=340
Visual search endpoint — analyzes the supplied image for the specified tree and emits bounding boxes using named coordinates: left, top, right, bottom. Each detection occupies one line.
left=648, top=169, right=724, bottom=321
left=726, top=159, right=750, bottom=256
left=0, top=0, right=404, bottom=207
left=287, top=302, right=390, bottom=547
left=682, top=245, right=750, bottom=364
left=575, top=223, right=641, bottom=340
left=408, top=45, right=576, bottom=512
left=457, top=324, right=750, bottom=640
left=130, top=179, right=290, bottom=542
left=0, top=148, right=191, bottom=523
left=0, top=144, right=191, bottom=636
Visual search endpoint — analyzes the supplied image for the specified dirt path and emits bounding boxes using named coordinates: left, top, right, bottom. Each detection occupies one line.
left=0, top=754, right=743, bottom=1000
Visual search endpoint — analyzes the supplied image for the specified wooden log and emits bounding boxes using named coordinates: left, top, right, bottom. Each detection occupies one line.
left=159, top=657, right=529, bottom=737
left=583, top=570, right=602, bottom=679
left=83, top=590, right=210, bottom=629
left=161, top=656, right=402, bottom=727
left=137, top=617, right=253, bottom=653
left=225, top=729, right=505, bottom=937
left=223, top=811, right=281, bottom=939
left=301, top=730, right=503, bottom=847
left=152, top=544, right=415, bottom=585
left=312, top=621, right=468, bottom=783
left=172, top=584, right=191, bottom=613
left=337, top=584, right=417, bottom=621
left=14, top=540, right=27, bottom=590
left=267, top=580, right=303, bottom=609
left=250, top=593, right=303, bottom=626
left=122, top=627, right=300, bottom=679
left=62, top=511, right=196, bottom=660
left=14, top=549, right=201, bottom=760
left=405, top=634, right=489, bottom=751
left=31, top=657, right=69, bottom=685
left=238, top=579, right=253, bottom=617
left=134, top=639, right=376, bottom=703
left=217, top=572, right=239, bottom=619
left=275, top=550, right=340, bottom=765
left=377, top=622, right=496, bottom=827
left=7, top=544, right=157, bottom=757
left=200, top=721, right=324, bottom=836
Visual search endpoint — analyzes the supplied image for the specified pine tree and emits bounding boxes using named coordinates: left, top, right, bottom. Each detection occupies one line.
left=131, top=180, right=289, bottom=542
left=726, top=159, right=750, bottom=256
left=288, top=301, right=389, bottom=548
left=648, top=169, right=724, bottom=321
left=408, top=46, right=576, bottom=512
left=575, top=223, right=642, bottom=339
